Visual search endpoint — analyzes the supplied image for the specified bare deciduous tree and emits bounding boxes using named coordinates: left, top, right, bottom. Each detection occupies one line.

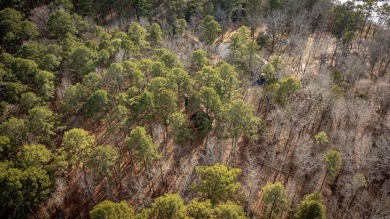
left=29, top=6, right=50, bottom=33
left=263, top=11, right=287, bottom=54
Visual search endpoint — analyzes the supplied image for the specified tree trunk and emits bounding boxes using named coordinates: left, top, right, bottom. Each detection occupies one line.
left=230, top=137, right=238, bottom=161
left=29, top=207, right=40, bottom=219
left=55, top=204, right=64, bottom=219
left=251, top=26, right=255, bottom=41
left=303, top=49, right=313, bottom=75
left=364, top=23, right=372, bottom=39
left=380, top=59, right=390, bottom=77
left=320, top=170, right=328, bottom=192
left=205, top=133, right=209, bottom=150
left=268, top=194, right=277, bottom=219
left=116, top=160, right=122, bottom=197
left=348, top=189, right=360, bottom=209
left=271, top=33, right=276, bottom=54
left=82, top=167, right=95, bottom=205
left=371, top=62, right=376, bottom=79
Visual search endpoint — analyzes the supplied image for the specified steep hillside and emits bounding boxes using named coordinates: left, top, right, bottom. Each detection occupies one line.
left=0, top=0, right=389, bottom=218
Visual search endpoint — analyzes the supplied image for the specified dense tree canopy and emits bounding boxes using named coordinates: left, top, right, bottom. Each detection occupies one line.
left=186, top=199, right=214, bottom=219
left=125, top=126, right=160, bottom=168
left=331, top=2, right=364, bottom=39
left=149, top=193, right=186, bottom=219
left=62, top=128, right=95, bottom=167
left=324, top=149, right=342, bottom=179
left=214, top=201, right=248, bottom=219
left=193, top=164, right=241, bottom=205
left=0, top=8, right=38, bottom=51
left=17, top=144, right=53, bottom=169
left=261, top=181, right=287, bottom=218
left=48, top=10, right=78, bottom=37
left=294, top=192, right=326, bottom=219
left=86, top=145, right=119, bottom=180
left=201, top=15, right=221, bottom=45
left=90, top=200, right=135, bottom=219
left=0, top=164, right=52, bottom=217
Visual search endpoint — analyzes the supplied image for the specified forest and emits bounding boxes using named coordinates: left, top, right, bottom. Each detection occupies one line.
left=0, top=0, right=389, bottom=218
